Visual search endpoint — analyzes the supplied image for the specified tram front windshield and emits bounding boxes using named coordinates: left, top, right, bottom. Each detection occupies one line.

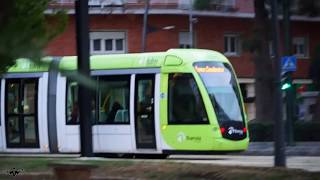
left=194, top=62, right=244, bottom=125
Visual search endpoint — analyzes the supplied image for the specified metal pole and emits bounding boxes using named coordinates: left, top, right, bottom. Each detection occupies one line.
left=75, top=0, right=93, bottom=157
left=47, top=58, right=60, bottom=153
left=189, top=0, right=193, bottom=48
left=142, top=0, right=150, bottom=52
left=283, top=0, right=295, bottom=146
left=271, top=0, right=286, bottom=167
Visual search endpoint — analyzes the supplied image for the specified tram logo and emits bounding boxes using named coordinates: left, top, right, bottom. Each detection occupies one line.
left=227, top=127, right=243, bottom=135
left=177, top=132, right=186, bottom=143
left=177, top=132, right=202, bottom=143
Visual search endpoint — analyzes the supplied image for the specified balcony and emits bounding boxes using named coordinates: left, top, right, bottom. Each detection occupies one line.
left=186, top=0, right=237, bottom=11
left=212, top=0, right=236, bottom=11
left=49, top=0, right=237, bottom=12
left=50, top=0, right=177, bottom=8
left=88, top=0, right=125, bottom=7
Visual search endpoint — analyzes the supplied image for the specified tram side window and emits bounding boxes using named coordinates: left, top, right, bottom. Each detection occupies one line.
left=168, top=73, right=208, bottom=124
left=66, top=80, right=96, bottom=124
left=66, top=76, right=129, bottom=125
left=66, top=81, right=79, bottom=124
left=97, top=76, right=130, bottom=124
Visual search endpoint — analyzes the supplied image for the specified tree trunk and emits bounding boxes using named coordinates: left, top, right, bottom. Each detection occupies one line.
left=253, top=0, right=275, bottom=123
left=0, top=2, right=12, bottom=26
left=313, top=95, right=320, bottom=121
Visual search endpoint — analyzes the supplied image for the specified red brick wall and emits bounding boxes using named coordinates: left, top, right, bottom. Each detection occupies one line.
left=45, top=14, right=143, bottom=55
left=291, top=21, right=320, bottom=78
left=236, top=0, right=254, bottom=13
left=195, top=16, right=255, bottom=77
left=45, top=15, right=77, bottom=56
left=145, top=15, right=255, bottom=78
left=45, top=14, right=319, bottom=79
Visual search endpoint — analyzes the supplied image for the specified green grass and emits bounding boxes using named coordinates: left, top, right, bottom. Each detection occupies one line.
left=0, top=157, right=54, bottom=172
left=0, top=157, right=319, bottom=180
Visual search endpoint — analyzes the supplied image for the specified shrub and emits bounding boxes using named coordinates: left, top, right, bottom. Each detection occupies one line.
left=193, top=0, right=211, bottom=10
left=248, top=121, right=320, bottom=141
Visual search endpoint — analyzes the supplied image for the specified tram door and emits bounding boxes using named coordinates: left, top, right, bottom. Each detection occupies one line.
left=5, top=79, right=39, bottom=148
left=135, top=74, right=156, bottom=149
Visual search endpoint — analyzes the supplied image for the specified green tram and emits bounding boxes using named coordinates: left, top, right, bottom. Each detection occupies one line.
left=0, top=49, right=249, bottom=155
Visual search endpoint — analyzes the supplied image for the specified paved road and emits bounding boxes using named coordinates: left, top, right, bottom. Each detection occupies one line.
left=80, top=154, right=320, bottom=172
left=241, top=142, right=320, bottom=156
left=167, top=155, right=320, bottom=172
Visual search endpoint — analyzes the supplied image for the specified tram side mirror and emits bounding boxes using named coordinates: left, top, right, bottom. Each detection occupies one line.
left=164, top=55, right=183, bottom=66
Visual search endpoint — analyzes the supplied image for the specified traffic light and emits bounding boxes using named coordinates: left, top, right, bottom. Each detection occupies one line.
left=281, top=82, right=291, bottom=90
left=281, top=73, right=292, bottom=90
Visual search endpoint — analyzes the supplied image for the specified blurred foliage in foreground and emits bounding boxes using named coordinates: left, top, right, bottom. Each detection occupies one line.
left=0, top=0, right=67, bottom=74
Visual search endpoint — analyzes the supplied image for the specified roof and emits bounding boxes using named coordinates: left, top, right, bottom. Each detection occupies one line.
left=7, top=49, right=229, bottom=73
left=46, top=0, right=320, bottom=22
left=59, top=48, right=229, bottom=70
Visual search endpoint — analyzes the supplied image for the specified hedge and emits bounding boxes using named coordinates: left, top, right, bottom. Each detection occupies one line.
left=248, top=122, right=320, bottom=141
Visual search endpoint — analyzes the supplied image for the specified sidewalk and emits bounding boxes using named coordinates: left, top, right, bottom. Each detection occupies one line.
left=240, top=142, right=320, bottom=156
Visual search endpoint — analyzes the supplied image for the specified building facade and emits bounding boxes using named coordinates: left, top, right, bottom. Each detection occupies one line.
left=46, top=0, right=320, bottom=121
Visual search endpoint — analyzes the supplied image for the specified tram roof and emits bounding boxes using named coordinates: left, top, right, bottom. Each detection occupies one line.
left=7, top=49, right=229, bottom=73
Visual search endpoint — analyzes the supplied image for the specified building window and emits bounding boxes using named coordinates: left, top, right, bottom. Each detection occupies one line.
left=116, top=39, right=124, bottom=51
left=93, top=39, right=101, bottom=51
left=168, top=73, right=208, bottom=124
left=224, top=34, right=240, bottom=56
left=90, top=31, right=126, bottom=54
left=104, top=39, right=113, bottom=51
left=293, top=37, right=308, bottom=58
left=179, top=32, right=194, bottom=48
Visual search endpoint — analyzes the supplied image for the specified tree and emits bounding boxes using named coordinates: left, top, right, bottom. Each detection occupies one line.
left=0, top=0, right=67, bottom=73
left=298, top=0, right=320, bottom=17
left=243, top=0, right=275, bottom=123
left=194, top=0, right=319, bottom=123
left=194, top=0, right=212, bottom=10
left=253, top=0, right=275, bottom=123
left=247, top=0, right=320, bottom=123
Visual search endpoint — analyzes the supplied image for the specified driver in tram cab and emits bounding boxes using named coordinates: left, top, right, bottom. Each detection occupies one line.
left=170, top=74, right=197, bottom=123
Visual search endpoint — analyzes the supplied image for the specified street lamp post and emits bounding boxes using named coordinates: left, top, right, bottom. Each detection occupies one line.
left=283, top=0, right=295, bottom=146
left=75, top=0, right=93, bottom=157
left=271, top=0, right=286, bottom=167
left=142, top=0, right=150, bottom=52
left=189, top=0, right=194, bottom=48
